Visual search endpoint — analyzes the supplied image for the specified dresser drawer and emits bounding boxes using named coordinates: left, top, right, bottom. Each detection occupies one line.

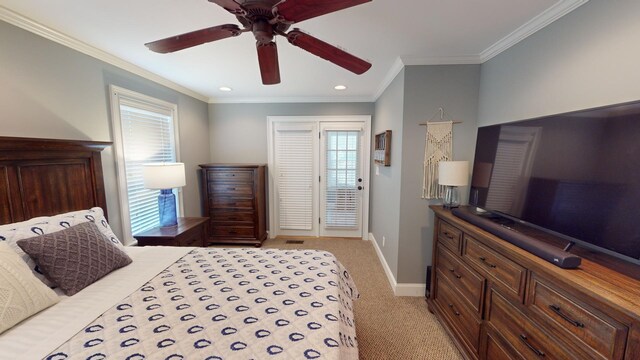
left=210, top=211, right=254, bottom=223
left=209, top=197, right=255, bottom=210
left=209, top=183, right=253, bottom=196
left=435, top=274, right=481, bottom=355
left=179, top=227, right=205, bottom=247
left=488, top=290, right=572, bottom=360
left=484, top=328, right=521, bottom=360
left=438, top=220, right=462, bottom=253
left=463, top=235, right=526, bottom=300
left=212, top=225, right=255, bottom=238
left=527, top=274, right=628, bottom=360
left=436, top=244, right=485, bottom=314
left=207, top=170, right=253, bottom=182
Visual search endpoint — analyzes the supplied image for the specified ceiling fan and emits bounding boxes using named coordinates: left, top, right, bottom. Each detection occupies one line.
left=145, top=0, right=372, bottom=85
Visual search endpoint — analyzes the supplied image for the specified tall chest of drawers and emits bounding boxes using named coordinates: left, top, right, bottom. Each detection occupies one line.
left=199, top=164, right=267, bottom=246
left=428, top=205, right=640, bottom=360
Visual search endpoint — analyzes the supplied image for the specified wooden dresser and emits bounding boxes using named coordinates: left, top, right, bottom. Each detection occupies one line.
left=199, top=164, right=267, bottom=247
left=428, top=205, right=640, bottom=360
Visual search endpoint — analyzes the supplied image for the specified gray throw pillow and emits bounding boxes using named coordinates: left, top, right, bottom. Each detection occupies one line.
left=16, top=221, right=132, bottom=296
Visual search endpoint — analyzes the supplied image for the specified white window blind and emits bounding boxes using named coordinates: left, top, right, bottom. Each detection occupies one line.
left=110, top=86, right=180, bottom=243
left=276, top=128, right=314, bottom=230
left=324, top=131, right=359, bottom=228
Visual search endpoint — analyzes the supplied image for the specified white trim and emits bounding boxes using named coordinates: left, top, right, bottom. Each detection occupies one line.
left=479, top=0, right=589, bottom=62
left=369, top=232, right=398, bottom=292
left=369, top=233, right=427, bottom=297
left=267, top=116, right=371, bottom=239
left=394, top=283, right=427, bottom=297
left=400, top=55, right=482, bottom=66
left=372, top=57, right=405, bottom=102
left=109, top=85, right=183, bottom=244
left=0, top=6, right=208, bottom=103
left=208, top=95, right=374, bottom=104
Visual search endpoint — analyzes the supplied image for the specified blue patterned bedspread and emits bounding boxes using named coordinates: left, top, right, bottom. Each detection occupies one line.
left=45, top=248, right=359, bottom=360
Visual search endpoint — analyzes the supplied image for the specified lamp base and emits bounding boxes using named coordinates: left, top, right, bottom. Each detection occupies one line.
left=158, top=189, right=177, bottom=227
left=443, top=186, right=460, bottom=209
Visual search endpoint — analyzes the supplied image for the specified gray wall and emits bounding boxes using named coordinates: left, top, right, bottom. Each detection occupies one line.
left=369, top=69, right=405, bottom=279
left=0, top=20, right=210, bottom=242
left=208, top=102, right=374, bottom=163
left=479, top=0, right=640, bottom=126
left=398, top=65, right=480, bottom=283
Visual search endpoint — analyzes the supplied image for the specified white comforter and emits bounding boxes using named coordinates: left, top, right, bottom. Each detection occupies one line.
left=0, top=247, right=359, bottom=360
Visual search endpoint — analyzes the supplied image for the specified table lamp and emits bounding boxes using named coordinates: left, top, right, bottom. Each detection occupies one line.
left=438, top=161, right=469, bottom=209
left=142, top=163, right=186, bottom=227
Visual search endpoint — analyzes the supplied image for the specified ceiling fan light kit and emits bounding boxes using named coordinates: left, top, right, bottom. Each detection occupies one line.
left=145, top=0, right=373, bottom=85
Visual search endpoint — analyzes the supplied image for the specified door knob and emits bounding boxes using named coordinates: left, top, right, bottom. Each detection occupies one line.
left=358, top=186, right=363, bottom=190
left=358, top=178, right=363, bottom=182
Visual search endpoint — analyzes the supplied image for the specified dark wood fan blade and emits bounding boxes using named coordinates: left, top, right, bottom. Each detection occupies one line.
left=274, top=0, right=371, bottom=23
left=287, top=29, right=371, bottom=75
left=257, top=41, right=281, bottom=85
left=145, top=24, right=242, bottom=53
left=208, top=0, right=246, bottom=15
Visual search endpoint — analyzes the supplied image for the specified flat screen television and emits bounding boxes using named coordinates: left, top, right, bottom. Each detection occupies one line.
left=469, top=101, right=640, bottom=265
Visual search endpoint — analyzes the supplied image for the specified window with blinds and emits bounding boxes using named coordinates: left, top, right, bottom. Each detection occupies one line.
left=110, top=86, right=180, bottom=243
left=275, top=127, right=314, bottom=230
left=324, top=131, right=360, bottom=228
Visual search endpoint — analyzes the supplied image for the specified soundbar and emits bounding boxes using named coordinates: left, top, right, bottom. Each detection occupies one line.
left=451, top=207, right=582, bottom=269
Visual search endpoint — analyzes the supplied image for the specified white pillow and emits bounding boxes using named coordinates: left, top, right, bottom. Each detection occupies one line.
left=0, top=207, right=123, bottom=287
left=0, top=242, right=59, bottom=334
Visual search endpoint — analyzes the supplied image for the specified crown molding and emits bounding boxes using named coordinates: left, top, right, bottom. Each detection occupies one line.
left=401, top=55, right=482, bottom=66
left=208, top=95, right=374, bottom=104
left=0, top=6, right=209, bottom=103
left=480, top=0, right=589, bottom=62
left=372, top=57, right=405, bottom=102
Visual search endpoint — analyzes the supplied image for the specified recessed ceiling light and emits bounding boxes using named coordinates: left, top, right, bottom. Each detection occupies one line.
left=334, top=85, right=347, bottom=91
left=219, top=86, right=233, bottom=92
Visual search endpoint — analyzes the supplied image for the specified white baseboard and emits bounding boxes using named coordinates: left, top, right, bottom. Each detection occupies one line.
left=368, top=233, right=426, bottom=297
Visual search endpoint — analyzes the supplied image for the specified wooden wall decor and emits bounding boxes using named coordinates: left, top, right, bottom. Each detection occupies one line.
left=374, top=130, right=391, bottom=166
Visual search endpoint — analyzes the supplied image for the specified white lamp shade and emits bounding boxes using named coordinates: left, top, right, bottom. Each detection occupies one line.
left=142, top=163, right=186, bottom=189
left=439, top=161, right=469, bottom=186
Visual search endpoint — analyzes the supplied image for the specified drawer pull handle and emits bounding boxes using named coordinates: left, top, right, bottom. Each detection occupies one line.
left=443, top=231, right=455, bottom=239
left=519, top=334, right=545, bottom=357
left=448, top=268, right=462, bottom=279
left=447, top=303, right=461, bottom=316
left=549, top=305, right=585, bottom=328
left=479, top=256, right=497, bottom=268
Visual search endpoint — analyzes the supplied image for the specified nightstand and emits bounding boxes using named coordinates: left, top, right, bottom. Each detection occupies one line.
left=134, top=217, right=209, bottom=247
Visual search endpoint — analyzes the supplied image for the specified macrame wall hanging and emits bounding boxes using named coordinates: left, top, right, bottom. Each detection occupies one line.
left=421, top=108, right=461, bottom=199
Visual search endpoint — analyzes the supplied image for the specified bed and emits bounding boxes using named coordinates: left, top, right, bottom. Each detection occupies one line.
left=0, top=137, right=359, bottom=360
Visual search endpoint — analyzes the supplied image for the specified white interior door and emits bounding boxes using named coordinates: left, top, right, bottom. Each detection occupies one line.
left=320, top=123, right=365, bottom=238
left=268, top=116, right=370, bottom=239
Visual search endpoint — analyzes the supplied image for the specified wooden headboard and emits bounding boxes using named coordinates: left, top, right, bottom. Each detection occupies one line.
left=0, top=137, right=111, bottom=225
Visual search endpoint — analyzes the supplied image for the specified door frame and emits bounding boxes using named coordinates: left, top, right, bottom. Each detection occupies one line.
left=267, top=115, right=371, bottom=239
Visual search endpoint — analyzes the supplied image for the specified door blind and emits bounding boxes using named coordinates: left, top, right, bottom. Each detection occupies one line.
left=119, top=103, right=177, bottom=235
left=276, top=128, right=314, bottom=230
left=324, top=130, right=360, bottom=228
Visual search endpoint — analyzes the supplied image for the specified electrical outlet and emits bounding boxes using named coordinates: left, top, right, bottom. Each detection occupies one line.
left=375, top=165, right=380, bottom=176
left=382, top=236, right=386, bottom=247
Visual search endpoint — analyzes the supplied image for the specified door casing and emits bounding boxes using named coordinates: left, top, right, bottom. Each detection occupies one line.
left=267, top=115, right=371, bottom=239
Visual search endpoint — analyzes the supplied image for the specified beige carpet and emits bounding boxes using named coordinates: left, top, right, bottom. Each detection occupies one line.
left=262, top=238, right=463, bottom=360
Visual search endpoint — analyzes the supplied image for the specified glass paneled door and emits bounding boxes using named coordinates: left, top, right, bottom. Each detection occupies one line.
left=320, top=123, right=365, bottom=238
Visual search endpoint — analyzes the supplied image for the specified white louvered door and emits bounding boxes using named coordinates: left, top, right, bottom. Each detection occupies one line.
left=320, top=123, right=364, bottom=238
left=269, top=117, right=369, bottom=239
left=273, top=122, right=319, bottom=236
